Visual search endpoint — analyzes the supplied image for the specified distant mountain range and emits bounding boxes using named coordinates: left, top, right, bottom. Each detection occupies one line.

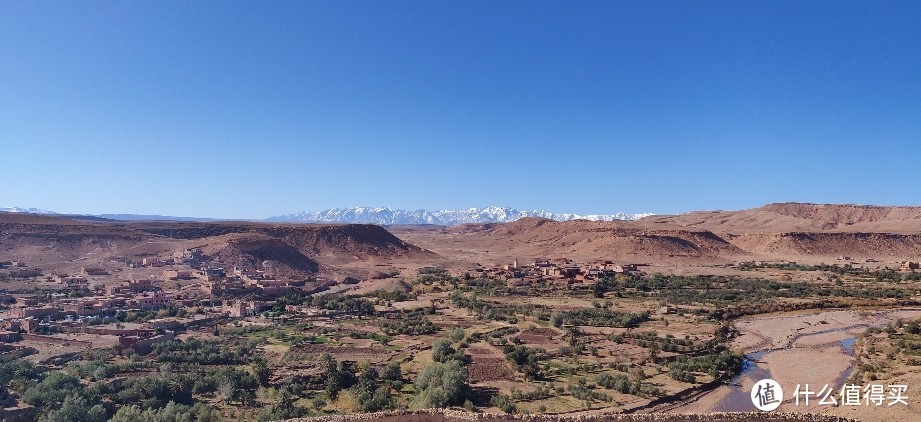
left=0, top=207, right=57, bottom=214
left=3, top=206, right=653, bottom=225
left=266, top=206, right=654, bottom=225
left=94, top=214, right=219, bottom=222
left=1, top=207, right=217, bottom=222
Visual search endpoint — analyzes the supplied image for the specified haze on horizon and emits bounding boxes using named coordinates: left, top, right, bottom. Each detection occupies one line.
left=2, top=2, right=920, bottom=219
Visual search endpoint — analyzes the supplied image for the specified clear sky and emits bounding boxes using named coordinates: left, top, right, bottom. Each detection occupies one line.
left=2, top=1, right=920, bottom=219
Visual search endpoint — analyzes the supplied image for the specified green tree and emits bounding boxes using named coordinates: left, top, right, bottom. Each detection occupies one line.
left=413, top=361, right=469, bottom=408
left=431, top=339, right=455, bottom=363
left=381, top=362, right=403, bottom=391
left=323, top=354, right=341, bottom=399
left=503, top=345, right=544, bottom=380
left=490, top=394, right=516, bottom=414
left=39, top=393, right=106, bottom=422
left=322, top=354, right=354, bottom=400
left=381, top=362, right=401, bottom=382
left=109, top=406, right=143, bottom=422
left=110, top=402, right=212, bottom=422
left=255, top=402, right=307, bottom=422
left=353, top=362, right=394, bottom=412
left=251, top=359, right=271, bottom=387
left=213, top=368, right=257, bottom=405
left=23, top=372, right=83, bottom=407
left=449, top=328, right=465, bottom=342
left=550, top=313, right=564, bottom=328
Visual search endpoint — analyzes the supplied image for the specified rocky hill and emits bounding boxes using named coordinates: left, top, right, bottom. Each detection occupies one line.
left=0, top=213, right=435, bottom=274
left=199, top=233, right=320, bottom=277
left=392, top=203, right=921, bottom=263
left=725, top=232, right=921, bottom=257
left=650, top=203, right=921, bottom=234
left=483, top=218, right=743, bottom=259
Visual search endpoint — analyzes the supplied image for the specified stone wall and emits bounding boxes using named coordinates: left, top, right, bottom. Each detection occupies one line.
left=0, top=405, right=36, bottom=422
left=288, top=410, right=855, bottom=422
left=21, top=333, right=92, bottom=348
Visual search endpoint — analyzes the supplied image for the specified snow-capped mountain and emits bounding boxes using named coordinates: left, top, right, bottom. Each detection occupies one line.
left=2, top=205, right=655, bottom=225
left=0, top=207, right=57, bottom=214
left=266, top=206, right=654, bottom=226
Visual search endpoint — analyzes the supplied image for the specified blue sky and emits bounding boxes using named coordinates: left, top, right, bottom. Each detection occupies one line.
left=2, top=1, right=920, bottom=218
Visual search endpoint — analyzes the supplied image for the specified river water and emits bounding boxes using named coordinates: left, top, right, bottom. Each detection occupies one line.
left=713, top=317, right=888, bottom=411
left=716, top=350, right=774, bottom=412
left=667, top=308, right=921, bottom=413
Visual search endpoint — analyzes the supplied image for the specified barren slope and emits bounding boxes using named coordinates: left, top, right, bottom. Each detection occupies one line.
left=726, top=232, right=921, bottom=259
left=650, top=203, right=921, bottom=234
left=199, top=233, right=320, bottom=277
left=393, top=204, right=921, bottom=264
left=487, top=218, right=742, bottom=258
left=0, top=213, right=435, bottom=274
left=393, top=218, right=745, bottom=266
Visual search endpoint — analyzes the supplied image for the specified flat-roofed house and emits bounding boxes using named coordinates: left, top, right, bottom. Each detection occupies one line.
left=82, top=267, right=109, bottom=276
left=163, top=269, right=192, bottom=280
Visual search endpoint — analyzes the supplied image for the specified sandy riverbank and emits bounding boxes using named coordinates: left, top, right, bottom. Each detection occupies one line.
left=666, top=308, right=921, bottom=419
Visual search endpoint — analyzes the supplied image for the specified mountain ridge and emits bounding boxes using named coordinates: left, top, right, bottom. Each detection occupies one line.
left=3, top=206, right=653, bottom=225
left=0, top=207, right=57, bottom=214
left=266, top=206, right=654, bottom=226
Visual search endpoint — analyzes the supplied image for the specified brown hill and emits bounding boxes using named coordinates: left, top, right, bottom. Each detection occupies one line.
left=762, top=202, right=921, bottom=225
left=391, top=204, right=921, bottom=264
left=650, top=203, right=921, bottom=234
left=0, top=213, right=435, bottom=273
left=7, top=202, right=921, bottom=272
left=262, top=224, right=426, bottom=258
left=726, top=232, right=921, bottom=259
left=200, top=233, right=319, bottom=277
left=486, top=218, right=742, bottom=258
left=125, top=221, right=428, bottom=258
left=0, top=217, right=152, bottom=264
left=392, top=217, right=744, bottom=265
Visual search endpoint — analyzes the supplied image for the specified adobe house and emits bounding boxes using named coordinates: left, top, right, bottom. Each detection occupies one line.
left=81, top=267, right=109, bottom=276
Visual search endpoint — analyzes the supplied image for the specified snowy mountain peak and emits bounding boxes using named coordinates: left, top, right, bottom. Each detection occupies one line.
left=0, top=207, right=57, bottom=214
left=266, top=206, right=654, bottom=226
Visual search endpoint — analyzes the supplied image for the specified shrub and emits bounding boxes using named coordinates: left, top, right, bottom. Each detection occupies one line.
left=550, top=313, right=564, bottom=328
left=382, top=313, right=438, bottom=336
left=39, top=393, right=106, bottom=422
left=432, top=340, right=466, bottom=364
left=413, top=361, right=469, bottom=408
left=503, top=345, right=545, bottom=380
left=491, top=394, right=516, bottom=414
left=450, top=328, right=466, bottom=342
left=596, top=372, right=636, bottom=394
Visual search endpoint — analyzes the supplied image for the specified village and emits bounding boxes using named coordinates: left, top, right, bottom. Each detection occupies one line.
left=0, top=248, right=340, bottom=360
left=466, top=258, right=645, bottom=286
left=2, top=243, right=921, bottom=421
left=1, top=247, right=918, bottom=354
left=0, top=247, right=658, bottom=360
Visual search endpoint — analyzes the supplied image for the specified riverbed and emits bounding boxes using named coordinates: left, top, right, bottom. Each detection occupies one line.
left=668, top=308, right=921, bottom=414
